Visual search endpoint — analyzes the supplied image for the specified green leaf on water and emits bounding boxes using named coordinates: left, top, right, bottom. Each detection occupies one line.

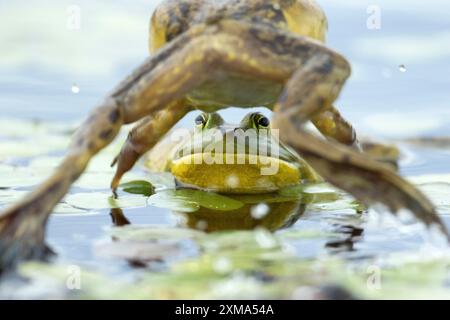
left=174, top=189, right=244, bottom=211
left=146, top=190, right=200, bottom=212
left=120, top=180, right=155, bottom=197
left=147, top=189, right=244, bottom=213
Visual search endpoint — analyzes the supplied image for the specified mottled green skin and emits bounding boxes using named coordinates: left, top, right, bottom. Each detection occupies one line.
left=173, top=112, right=302, bottom=165
left=166, top=112, right=319, bottom=192
left=150, top=0, right=327, bottom=111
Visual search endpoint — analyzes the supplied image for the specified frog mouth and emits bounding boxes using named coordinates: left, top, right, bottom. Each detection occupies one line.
left=172, top=129, right=293, bottom=164
left=170, top=153, right=301, bottom=194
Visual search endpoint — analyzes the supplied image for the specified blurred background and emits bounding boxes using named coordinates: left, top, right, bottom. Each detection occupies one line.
left=1, top=0, right=450, bottom=139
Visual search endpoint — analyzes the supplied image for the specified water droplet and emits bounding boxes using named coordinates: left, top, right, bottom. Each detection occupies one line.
left=254, top=227, right=277, bottom=249
left=213, top=257, right=232, bottom=274
left=250, top=203, right=270, bottom=220
left=225, top=175, right=240, bottom=188
left=71, top=83, right=80, bottom=94
left=398, top=65, right=406, bottom=73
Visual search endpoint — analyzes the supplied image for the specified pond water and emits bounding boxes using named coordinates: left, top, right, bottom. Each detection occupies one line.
left=1, top=0, right=450, bottom=299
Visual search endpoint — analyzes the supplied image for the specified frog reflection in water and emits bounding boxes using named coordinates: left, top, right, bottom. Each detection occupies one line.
left=0, top=0, right=448, bottom=271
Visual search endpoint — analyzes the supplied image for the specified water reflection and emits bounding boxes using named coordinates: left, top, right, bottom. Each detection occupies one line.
left=110, top=193, right=306, bottom=232
left=178, top=196, right=306, bottom=233
left=109, top=188, right=368, bottom=258
left=325, top=224, right=364, bottom=253
left=110, top=207, right=131, bottom=227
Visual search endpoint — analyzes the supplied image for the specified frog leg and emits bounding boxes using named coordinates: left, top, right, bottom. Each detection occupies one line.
left=110, top=99, right=192, bottom=193
left=0, top=98, right=124, bottom=272
left=0, top=24, right=260, bottom=270
left=261, top=34, right=448, bottom=237
left=312, top=104, right=400, bottom=166
left=360, top=140, right=400, bottom=169
left=184, top=20, right=445, bottom=236
left=311, top=105, right=360, bottom=148
left=0, top=21, right=446, bottom=271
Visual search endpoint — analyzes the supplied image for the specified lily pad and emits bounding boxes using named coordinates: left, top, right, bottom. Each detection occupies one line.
left=120, top=180, right=155, bottom=197
left=0, top=164, right=48, bottom=188
left=0, top=136, right=69, bottom=159
left=53, top=203, right=87, bottom=214
left=108, top=225, right=204, bottom=242
left=0, top=189, right=28, bottom=207
left=0, top=118, right=73, bottom=138
left=147, top=191, right=199, bottom=213
left=278, top=184, right=341, bottom=204
left=95, top=240, right=180, bottom=262
left=65, top=192, right=147, bottom=210
left=147, top=189, right=244, bottom=213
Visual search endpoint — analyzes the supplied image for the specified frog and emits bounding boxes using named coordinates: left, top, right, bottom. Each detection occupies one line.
left=119, top=111, right=344, bottom=232
left=0, top=0, right=447, bottom=273
left=148, top=111, right=321, bottom=193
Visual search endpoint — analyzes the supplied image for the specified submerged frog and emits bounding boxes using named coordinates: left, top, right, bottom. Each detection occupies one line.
left=0, top=0, right=448, bottom=272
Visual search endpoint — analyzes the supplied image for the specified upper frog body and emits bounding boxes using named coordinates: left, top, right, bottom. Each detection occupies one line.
left=150, top=0, right=328, bottom=111
left=146, top=112, right=320, bottom=193
left=150, top=0, right=327, bottom=51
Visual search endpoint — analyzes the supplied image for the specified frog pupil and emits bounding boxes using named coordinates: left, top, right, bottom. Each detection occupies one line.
left=258, top=116, right=270, bottom=127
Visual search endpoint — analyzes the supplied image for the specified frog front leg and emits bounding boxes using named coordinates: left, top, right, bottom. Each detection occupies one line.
left=110, top=99, right=192, bottom=193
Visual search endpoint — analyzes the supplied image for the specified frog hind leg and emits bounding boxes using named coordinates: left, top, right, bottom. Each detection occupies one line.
left=312, top=106, right=401, bottom=169
left=180, top=19, right=445, bottom=238
left=0, top=98, right=125, bottom=274
left=360, top=140, right=401, bottom=170
left=311, top=105, right=360, bottom=148
left=0, top=23, right=249, bottom=271
left=257, top=29, right=448, bottom=238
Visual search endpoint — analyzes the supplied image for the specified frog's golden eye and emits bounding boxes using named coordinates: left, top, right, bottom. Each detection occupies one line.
left=195, top=113, right=208, bottom=127
left=254, top=114, right=270, bottom=128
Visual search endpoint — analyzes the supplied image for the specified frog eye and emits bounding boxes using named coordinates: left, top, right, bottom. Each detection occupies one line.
left=195, top=114, right=208, bottom=127
left=255, top=115, right=270, bottom=128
